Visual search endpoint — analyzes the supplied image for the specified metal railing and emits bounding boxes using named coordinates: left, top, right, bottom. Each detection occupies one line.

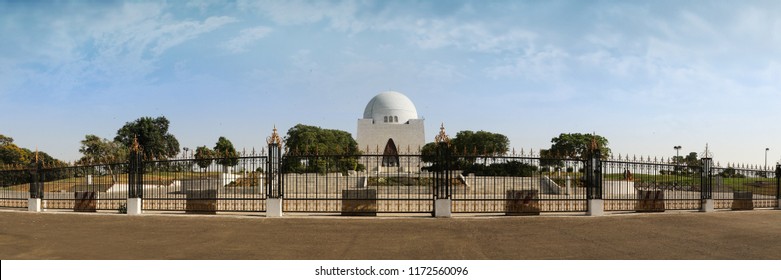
left=1, top=150, right=779, bottom=215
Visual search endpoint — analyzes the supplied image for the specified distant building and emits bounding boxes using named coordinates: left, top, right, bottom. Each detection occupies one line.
left=357, top=91, right=425, bottom=166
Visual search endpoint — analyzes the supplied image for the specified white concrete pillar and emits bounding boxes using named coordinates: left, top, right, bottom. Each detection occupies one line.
left=587, top=199, right=603, bottom=216
left=86, top=175, right=93, bottom=185
left=701, top=199, right=715, bottom=212
left=434, top=198, right=452, bottom=218
left=28, top=198, right=42, bottom=212
left=127, top=198, right=143, bottom=215
left=266, top=198, right=283, bottom=217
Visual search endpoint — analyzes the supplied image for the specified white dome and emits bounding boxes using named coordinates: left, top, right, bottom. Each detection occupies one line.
left=363, top=91, right=419, bottom=123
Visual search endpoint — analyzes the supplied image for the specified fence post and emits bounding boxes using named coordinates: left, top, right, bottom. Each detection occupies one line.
left=433, top=124, right=452, bottom=218
left=775, top=164, right=781, bottom=210
left=28, top=160, right=43, bottom=212
left=586, top=149, right=603, bottom=216
left=126, top=138, right=144, bottom=215
left=266, top=127, right=283, bottom=217
left=700, top=158, right=714, bottom=212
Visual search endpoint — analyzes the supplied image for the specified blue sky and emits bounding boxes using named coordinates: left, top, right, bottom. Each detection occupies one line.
left=1, top=0, right=780, bottom=167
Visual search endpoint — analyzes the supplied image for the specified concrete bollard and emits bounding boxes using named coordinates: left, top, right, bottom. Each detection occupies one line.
left=28, top=198, right=42, bottom=212
left=266, top=198, right=283, bottom=217
left=700, top=199, right=715, bottom=212
left=127, top=198, right=143, bottom=215
left=587, top=199, right=603, bottom=216
left=434, top=199, right=452, bottom=218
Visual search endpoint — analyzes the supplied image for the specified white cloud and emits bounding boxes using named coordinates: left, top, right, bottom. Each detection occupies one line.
left=408, top=19, right=535, bottom=53
left=223, top=26, right=273, bottom=53
left=2, top=2, right=237, bottom=96
left=238, top=0, right=364, bottom=32
left=484, top=47, right=569, bottom=81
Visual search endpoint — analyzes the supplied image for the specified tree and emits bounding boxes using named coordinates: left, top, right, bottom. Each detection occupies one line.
left=451, top=130, right=510, bottom=156
left=0, top=134, right=13, bottom=146
left=194, top=146, right=214, bottom=170
left=78, top=135, right=127, bottom=164
left=1, top=134, right=68, bottom=185
left=544, top=133, right=611, bottom=160
left=213, top=137, right=238, bottom=167
left=114, top=116, right=180, bottom=160
left=284, top=124, right=361, bottom=155
left=0, top=138, right=29, bottom=166
left=684, top=152, right=701, bottom=173
left=77, top=135, right=128, bottom=183
left=282, top=124, right=362, bottom=173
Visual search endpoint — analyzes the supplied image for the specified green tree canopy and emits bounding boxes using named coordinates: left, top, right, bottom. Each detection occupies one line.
left=213, top=136, right=239, bottom=167
left=77, top=134, right=127, bottom=182
left=282, top=124, right=363, bottom=173
left=114, top=116, right=180, bottom=160
left=284, top=124, right=360, bottom=155
left=451, top=130, right=510, bottom=156
left=77, top=135, right=127, bottom=164
left=0, top=140, right=28, bottom=166
left=421, top=130, right=511, bottom=161
left=0, top=134, right=13, bottom=146
left=542, top=133, right=611, bottom=160
left=194, top=146, right=214, bottom=169
left=1, top=134, right=66, bottom=167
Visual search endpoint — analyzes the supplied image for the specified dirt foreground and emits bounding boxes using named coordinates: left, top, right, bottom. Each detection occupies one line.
left=1, top=209, right=780, bottom=260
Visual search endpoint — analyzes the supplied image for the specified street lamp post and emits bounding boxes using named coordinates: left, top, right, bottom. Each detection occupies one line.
left=674, top=146, right=681, bottom=163
left=765, top=148, right=770, bottom=171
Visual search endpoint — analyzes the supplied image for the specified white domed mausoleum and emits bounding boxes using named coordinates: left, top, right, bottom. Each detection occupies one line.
left=357, top=91, right=425, bottom=165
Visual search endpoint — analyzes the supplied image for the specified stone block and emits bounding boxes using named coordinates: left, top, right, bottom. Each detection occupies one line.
left=341, top=189, right=377, bottom=216
left=266, top=198, right=283, bottom=217
left=700, top=199, right=715, bottom=212
left=74, top=191, right=97, bottom=212
left=505, top=190, right=540, bottom=216
left=127, top=198, right=142, bottom=215
left=434, top=198, right=452, bottom=218
left=731, top=191, right=754, bottom=210
left=636, top=190, right=665, bottom=212
left=28, top=198, right=42, bottom=212
left=587, top=199, right=604, bottom=216
left=186, top=190, right=217, bottom=214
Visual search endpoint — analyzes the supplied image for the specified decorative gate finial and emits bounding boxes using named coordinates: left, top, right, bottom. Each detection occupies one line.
left=435, top=122, right=450, bottom=144
left=131, top=135, right=142, bottom=152
left=267, top=125, right=282, bottom=145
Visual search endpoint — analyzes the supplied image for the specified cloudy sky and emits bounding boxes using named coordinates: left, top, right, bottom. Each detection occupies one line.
left=1, top=0, right=780, bottom=167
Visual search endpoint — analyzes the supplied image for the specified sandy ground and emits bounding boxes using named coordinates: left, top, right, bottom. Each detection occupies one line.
left=1, top=209, right=780, bottom=260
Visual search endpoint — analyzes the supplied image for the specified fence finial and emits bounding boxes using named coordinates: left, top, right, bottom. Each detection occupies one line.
left=267, top=125, right=282, bottom=145
left=435, top=123, right=450, bottom=144
left=131, top=135, right=142, bottom=153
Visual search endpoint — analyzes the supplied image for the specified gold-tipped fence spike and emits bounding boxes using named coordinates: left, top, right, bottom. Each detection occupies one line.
left=520, top=148, right=525, bottom=156
left=512, top=148, right=516, bottom=156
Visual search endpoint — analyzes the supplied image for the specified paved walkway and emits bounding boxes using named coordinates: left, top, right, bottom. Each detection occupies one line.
left=1, top=209, right=780, bottom=259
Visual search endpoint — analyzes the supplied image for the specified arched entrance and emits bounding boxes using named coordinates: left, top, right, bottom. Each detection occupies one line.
left=382, top=138, right=400, bottom=167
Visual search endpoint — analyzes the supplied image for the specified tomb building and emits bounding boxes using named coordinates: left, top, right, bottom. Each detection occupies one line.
left=357, top=91, right=425, bottom=167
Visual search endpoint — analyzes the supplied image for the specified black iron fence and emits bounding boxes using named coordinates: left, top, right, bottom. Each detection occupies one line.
left=0, top=168, right=29, bottom=208
left=282, top=153, right=433, bottom=213
left=140, top=155, right=269, bottom=213
left=452, top=155, right=587, bottom=213
left=1, top=148, right=779, bottom=215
